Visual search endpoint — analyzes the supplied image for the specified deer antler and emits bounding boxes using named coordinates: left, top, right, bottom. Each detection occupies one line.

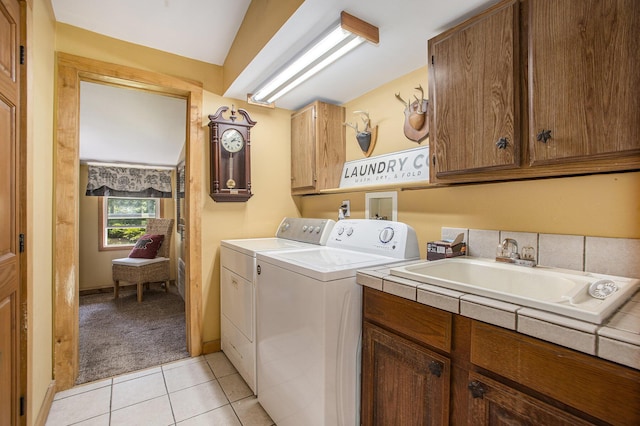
left=353, top=110, right=371, bottom=132
left=414, top=85, right=425, bottom=113
left=343, top=121, right=359, bottom=133
left=395, top=93, right=408, bottom=108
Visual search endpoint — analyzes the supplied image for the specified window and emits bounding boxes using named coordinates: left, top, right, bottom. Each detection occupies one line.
left=99, top=197, right=161, bottom=250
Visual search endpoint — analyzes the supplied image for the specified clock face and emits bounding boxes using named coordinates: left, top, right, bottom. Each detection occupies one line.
left=221, top=128, right=244, bottom=153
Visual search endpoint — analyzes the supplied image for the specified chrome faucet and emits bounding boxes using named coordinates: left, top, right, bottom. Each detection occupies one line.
left=500, top=238, right=519, bottom=259
left=496, top=238, right=536, bottom=267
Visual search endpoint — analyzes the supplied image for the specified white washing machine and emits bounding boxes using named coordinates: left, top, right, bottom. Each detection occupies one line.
left=255, top=219, right=420, bottom=426
left=220, top=217, right=335, bottom=394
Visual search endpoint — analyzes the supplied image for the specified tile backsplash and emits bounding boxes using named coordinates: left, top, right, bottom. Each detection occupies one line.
left=442, top=227, right=640, bottom=279
left=467, top=229, right=499, bottom=258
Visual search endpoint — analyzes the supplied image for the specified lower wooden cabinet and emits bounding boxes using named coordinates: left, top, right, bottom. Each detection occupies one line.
left=361, top=322, right=450, bottom=426
left=361, top=287, right=640, bottom=425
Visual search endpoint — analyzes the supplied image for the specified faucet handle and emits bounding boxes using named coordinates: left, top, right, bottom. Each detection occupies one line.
left=521, top=246, right=536, bottom=261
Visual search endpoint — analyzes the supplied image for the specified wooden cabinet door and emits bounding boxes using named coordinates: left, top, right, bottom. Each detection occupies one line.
left=467, top=372, right=593, bottom=425
left=361, top=322, right=449, bottom=426
left=429, top=0, right=520, bottom=177
left=529, top=0, right=640, bottom=164
left=0, top=0, right=22, bottom=424
left=313, top=101, right=345, bottom=191
left=291, top=103, right=316, bottom=193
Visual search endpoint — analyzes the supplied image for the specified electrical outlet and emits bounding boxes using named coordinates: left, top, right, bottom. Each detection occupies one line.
left=341, top=200, right=351, bottom=217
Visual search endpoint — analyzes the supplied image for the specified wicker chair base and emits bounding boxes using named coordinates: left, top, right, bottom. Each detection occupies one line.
left=112, top=260, right=170, bottom=302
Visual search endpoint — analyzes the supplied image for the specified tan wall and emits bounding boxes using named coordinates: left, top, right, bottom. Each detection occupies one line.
left=55, top=23, right=224, bottom=95
left=78, top=165, right=177, bottom=290
left=199, top=93, right=301, bottom=343
left=56, top=26, right=301, bottom=346
left=302, top=68, right=640, bottom=249
left=29, top=0, right=56, bottom=421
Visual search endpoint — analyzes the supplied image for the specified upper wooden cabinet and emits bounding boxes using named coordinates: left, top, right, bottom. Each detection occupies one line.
left=429, top=0, right=520, bottom=176
left=528, top=0, right=640, bottom=165
left=428, top=0, right=640, bottom=183
left=291, top=101, right=345, bottom=195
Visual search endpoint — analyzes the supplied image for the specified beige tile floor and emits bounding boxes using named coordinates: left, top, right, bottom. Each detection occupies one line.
left=46, top=352, right=274, bottom=426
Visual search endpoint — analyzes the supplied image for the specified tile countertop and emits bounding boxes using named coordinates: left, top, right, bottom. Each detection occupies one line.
left=357, top=261, right=640, bottom=371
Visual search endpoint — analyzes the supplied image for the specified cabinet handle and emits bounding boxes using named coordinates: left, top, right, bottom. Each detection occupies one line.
left=495, top=137, right=509, bottom=149
left=428, top=360, right=443, bottom=377
left=536, top=129, right=552, bottom=143
left=468, top=380, right=486, bottom=399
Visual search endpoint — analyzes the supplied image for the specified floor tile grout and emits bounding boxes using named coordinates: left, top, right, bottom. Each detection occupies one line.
left=45, top=353, right=273, bottom=426
left=161, top=365, right=176, bottom=425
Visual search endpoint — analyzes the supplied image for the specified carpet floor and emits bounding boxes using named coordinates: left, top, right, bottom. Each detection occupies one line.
left=77, top=284, right=189, bottom=385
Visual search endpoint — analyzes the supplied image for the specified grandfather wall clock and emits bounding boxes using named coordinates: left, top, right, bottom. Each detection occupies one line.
left=208, top=106, right=257, bottom=202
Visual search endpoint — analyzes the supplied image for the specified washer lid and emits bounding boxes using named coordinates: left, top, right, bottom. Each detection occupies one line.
left=221, top=237, right=315, bottom=256
left=257, top=247, right=410, bottom=281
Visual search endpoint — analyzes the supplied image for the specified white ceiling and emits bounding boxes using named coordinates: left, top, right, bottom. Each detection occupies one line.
left=53, top=0, right=499, bottom=166
left=79, top=82, right=187, bottom=167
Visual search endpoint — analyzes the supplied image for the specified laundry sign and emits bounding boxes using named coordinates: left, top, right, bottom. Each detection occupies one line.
left=339, top=146, right=429, bottom=188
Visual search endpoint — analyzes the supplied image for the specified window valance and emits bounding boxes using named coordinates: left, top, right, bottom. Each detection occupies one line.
left=85, top=165, right=172, bottom=198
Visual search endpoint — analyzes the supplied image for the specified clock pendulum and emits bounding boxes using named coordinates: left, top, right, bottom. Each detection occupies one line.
left=227, top=153, right=236, bottom=189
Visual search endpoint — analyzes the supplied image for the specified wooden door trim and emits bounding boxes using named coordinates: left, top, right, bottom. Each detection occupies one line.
left=18, top=1, right=27, bottom=423
left=53, top=52, right=203, bottom=390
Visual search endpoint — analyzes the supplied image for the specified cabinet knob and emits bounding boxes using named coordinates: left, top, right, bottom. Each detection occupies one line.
left=536, top=129, right=552, bottom=143
left=428, top=360, right=443, bottom=377
left=495, top=137, right=509, bottom=149
left=468, top=380, right=486, bottom=399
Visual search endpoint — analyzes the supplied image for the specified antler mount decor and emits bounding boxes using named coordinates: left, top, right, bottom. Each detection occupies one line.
left=395, top=84, right=429, bottom=143
left=344, top=110, right=378, bottom=157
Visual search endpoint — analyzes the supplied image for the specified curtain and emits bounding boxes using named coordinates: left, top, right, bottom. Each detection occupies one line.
left=85, top=165, right=173, bottom=198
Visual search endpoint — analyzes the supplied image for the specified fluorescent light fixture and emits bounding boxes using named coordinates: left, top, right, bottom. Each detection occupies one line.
left=248, top=11, right=379, bottom=107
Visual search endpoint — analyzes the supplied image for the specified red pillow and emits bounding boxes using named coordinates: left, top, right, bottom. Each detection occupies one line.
left=128, top=234, right=165, bottom=259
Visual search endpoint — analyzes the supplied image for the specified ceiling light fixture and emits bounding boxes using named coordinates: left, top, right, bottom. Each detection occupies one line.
left=248, top=11, right=379, bottom=108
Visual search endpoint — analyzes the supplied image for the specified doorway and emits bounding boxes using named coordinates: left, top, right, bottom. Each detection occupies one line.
left=54, top=53, right=203, bottom=391
left=77, top=81, right=189, bottom=383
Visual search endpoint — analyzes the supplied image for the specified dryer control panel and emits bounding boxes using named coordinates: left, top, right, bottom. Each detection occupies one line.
left=327, top=219, right=420, bottom=259
left=275, top=217, right=336, bottom=245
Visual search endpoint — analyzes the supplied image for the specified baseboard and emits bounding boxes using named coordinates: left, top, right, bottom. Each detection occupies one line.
left=79, top=286, right=113, bottom=295
left=79, top=280, right=177, bottom=296
left=34, top=380, right=56, bottom=426
left=202, top=339, right=221, bottom=355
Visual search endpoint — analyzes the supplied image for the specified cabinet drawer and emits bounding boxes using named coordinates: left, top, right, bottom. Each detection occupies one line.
left=363, top=287, right=452, bottom=352
left=470, top=321, right=640, bottom=424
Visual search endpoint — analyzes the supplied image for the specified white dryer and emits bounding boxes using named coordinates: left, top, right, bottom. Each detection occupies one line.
left=220, top=217, right=335, bottom=394
left=256, top=219, right=420, bottom=426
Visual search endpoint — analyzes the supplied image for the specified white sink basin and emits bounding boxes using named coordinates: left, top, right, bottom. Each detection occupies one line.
left=389, top=257, right=639, bottom=324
